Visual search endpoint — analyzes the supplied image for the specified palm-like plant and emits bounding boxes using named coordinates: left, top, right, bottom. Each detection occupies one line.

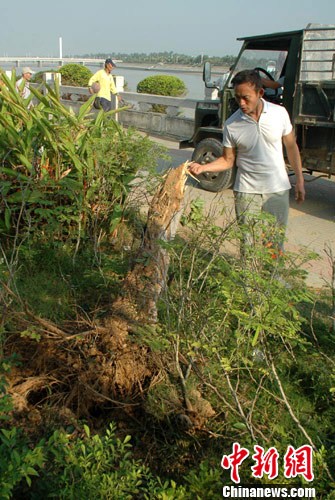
left=0, top=70, right=162, bottom=243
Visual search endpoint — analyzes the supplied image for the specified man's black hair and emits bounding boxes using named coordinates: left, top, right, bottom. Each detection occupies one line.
left=105, top=58, right=116, bottom=67
left=231, top=70, right=262, bottom=91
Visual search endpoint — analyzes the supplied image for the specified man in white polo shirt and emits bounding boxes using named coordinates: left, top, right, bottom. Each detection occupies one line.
left=189, top=69, right=305, bottom=251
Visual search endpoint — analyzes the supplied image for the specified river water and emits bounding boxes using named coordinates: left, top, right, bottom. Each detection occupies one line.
left=114, top=66, right=206, bottom=98
left=1, top=62, right=218, bottom=100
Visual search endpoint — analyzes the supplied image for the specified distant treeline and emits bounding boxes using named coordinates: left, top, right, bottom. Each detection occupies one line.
left=73, top=51, right=236, bottom=66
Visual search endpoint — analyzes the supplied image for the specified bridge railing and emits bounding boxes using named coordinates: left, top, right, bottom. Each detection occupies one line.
left=56, top=84, right=198, bottom=112
left=31, top=80, right=200, bottom=140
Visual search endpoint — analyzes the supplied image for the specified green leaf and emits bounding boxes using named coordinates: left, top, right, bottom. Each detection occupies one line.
left=251, top=325, right=262, bottom=346
left=78, top=95, right=96, bottom=121
left=232, top=422, right=247, bottom=430
left=0, top=167, right=28, bottom=180
left=83, top=424, right=90, bottom=437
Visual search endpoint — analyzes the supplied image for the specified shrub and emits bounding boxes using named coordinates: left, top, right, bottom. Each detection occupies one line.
left=137, top=74, right=186, bottom=97
left=137, top=74, right=186, bottom=113
left=32, top=64, right=92, bottom=87
left=59, top=63, right=93, bottom=87
left=0, top=421, right=187, bottom=498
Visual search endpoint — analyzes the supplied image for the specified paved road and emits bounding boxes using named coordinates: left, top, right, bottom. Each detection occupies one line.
left=151, top=136, right=335, bottom=288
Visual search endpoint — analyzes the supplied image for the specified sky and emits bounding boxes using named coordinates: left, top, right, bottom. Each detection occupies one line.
left=1, top=0, right=334, bottom=57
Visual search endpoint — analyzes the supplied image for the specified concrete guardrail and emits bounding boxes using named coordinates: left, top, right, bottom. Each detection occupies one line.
left=30, top=73, right=204, bottom=141
left=59, top=85, right=197, bottom=140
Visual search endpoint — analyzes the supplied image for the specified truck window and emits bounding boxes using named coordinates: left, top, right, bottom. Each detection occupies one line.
left=228, top=49, right=288, bottom=85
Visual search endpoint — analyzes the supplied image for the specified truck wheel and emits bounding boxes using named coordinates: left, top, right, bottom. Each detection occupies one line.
left=191, top=138, right=236, bottom=192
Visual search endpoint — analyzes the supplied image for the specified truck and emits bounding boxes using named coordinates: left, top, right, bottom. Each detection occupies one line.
left=179, top=23, right=335, bottom=192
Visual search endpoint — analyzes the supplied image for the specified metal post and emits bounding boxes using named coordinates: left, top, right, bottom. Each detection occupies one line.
left=59, top=37, right=63, bottom=60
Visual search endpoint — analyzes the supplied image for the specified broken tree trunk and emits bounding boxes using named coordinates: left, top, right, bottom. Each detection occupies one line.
left=112, top=161, right=190, bottom=323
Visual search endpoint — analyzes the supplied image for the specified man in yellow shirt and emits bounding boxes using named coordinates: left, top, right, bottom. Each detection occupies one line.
left=89, top=58, right=120, bottom=111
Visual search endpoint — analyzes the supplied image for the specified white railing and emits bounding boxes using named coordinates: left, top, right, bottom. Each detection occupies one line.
left=0, top=57, right=108, bottom=68
left=30, top=79, right=198, bottom=139
left=55, top=84, right=198, bottom=114
left=62, top=86, right=197, bottom=139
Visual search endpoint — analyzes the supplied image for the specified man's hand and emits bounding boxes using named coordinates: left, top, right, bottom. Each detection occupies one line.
left=283, top=131, right=305, bottom=204
left=188, top=162, right=205, bottom=176
left=188, top=147, right=236, bottom=177
left=295, top=180, right=305, bottom=203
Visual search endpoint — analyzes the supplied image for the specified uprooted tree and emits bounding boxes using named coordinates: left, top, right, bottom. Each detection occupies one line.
left=4, top=161, right=216, bottom=429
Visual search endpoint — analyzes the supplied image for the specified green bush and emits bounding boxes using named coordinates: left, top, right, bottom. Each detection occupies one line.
left=59, top=63, right=93, bottom=87
left=32, top=63, right=93, bottom=87
left=32, top=64, right=93, bottom=87
left=137, top=74, right=186, bottom=112
left=0, top=419, right=187, bottom=498
left=137, top=74, right=186, bottom=97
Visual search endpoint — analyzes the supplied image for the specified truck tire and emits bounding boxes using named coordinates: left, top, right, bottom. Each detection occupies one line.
left=191, top=138, right=236, bottom=192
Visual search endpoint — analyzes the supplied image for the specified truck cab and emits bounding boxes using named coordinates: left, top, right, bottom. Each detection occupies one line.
left=180, top=24, right=335, bottom=192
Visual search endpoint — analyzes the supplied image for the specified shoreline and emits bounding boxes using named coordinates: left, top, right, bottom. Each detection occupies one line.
left=117, top=62, right=229, bottom=76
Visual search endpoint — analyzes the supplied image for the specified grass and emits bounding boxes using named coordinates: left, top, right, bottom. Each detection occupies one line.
left=12, top=241, right=130, bottom=321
